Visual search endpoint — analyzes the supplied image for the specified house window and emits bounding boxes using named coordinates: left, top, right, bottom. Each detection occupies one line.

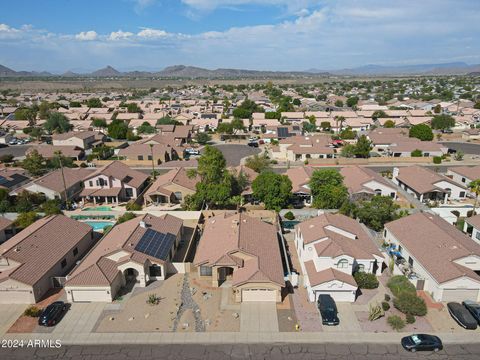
left=337, top=259, right=349, bottom=269
left=61, top=259, right=67, bottom=268
left=462, top=177, right=466, bottom=183
left=398, top=245, right=403, bottom=254
left=73, top=247, right=78, bottom=256
left=460, top=191, right=465, bottom=198
left=97, top=178, right=106, bottom=186
left=174, top=192, right=182, bottom=200
left=200, top=266, right=212, bottom=276
left=138, top=155, right=144, bottom=160
left=148, top=155, right=153, bottom=161
left=383, top=229, right=387, bottom=237
left=149, top=265, right=162, bottom=277
left=408, top=257, right=414, bottom=266
left=475, top=231, right=480, bottom=241
left=89, top=181, right=93, bottom=187
left=125, top=188, right=133, bottom=198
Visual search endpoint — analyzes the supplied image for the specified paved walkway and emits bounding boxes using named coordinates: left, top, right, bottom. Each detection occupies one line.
left=240, top=303, right=278, bottom=333
left=51, top=302, right=106, bottom=335
left=0, top=304, right=27, bottom=335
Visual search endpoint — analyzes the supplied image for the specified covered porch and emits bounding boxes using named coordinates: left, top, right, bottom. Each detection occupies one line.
left=80, top=187, right=122, bottom=206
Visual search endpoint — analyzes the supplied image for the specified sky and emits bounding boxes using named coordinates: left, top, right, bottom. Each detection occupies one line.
left=0, top=0, right=479, bottom=73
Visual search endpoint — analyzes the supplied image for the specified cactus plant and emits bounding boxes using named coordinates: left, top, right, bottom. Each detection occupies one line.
left=368, top=302, right=385, bottom=321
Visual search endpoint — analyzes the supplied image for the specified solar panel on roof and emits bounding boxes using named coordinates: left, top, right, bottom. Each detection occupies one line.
left=134, top=228, right=176, bottom=260
left=277, top=127, right=288, bottom=138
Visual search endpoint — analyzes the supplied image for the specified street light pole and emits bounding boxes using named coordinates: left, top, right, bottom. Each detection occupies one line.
left=149, top=144, right=156, bottom=180
left=55, top=151, right=68, bottom=206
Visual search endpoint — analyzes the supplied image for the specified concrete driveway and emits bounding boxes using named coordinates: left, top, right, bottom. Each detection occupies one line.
left=209, top=144, right=261, bottom=166
left=0, top=304, right=27, bottom=336
left=322, top=302, right=362, bottom=333
left=52, top=302, right=106, bottom=335
left=240, top=302, right=278, bottom=332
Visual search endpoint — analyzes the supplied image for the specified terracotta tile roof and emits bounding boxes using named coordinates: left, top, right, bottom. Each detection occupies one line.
left=305, top=261, right=357, bottom=287
left=29, top=168, right=93, bottom=194
left=0, top=216, right=13, bottom=231
left=386, top=213, right=480, bottom=284
left=465, top=214, right=480, bottom=229
left=340, top=166, right=395, bottom=195
left=30, top=145, right=84, bottom=159
left=52, top=131, right=98, bottom=141
left=66, top=213, right=183, bottom=287
left=449, top=166, right=480, bottom=181
left=296, top=213, right=381, bottom=259
left=0, top=215, right=92, bottom=286
left=85, top=161, right=149, bottom=189
left=285, top=166, right=314, bottom=194
left=194, top=212, right=284, bottom=287
left=146, top=168, right=200, bottom=197
left=395, top=165, right=465, bottom=194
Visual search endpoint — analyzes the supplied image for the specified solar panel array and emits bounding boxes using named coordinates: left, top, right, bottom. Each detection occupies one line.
left=134, top=228, right=176, bottom=260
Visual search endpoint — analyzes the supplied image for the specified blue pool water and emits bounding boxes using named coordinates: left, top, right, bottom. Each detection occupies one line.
left=84, top=221, right=115, bottom=231
left=282, top=220, right=300, bottom=229
left=82, top=206, right=113, bottom=211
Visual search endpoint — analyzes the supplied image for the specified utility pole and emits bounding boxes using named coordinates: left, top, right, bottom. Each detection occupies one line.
left=55, top=151, right=68, bottom=206
left=149, top=144, right=156, bottom=180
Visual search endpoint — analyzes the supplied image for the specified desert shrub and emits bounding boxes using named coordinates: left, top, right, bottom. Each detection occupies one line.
left=368, top=303, right=384, bottom=321
left=387, top=275, right=416, bottom=297
left=284, top=211, right=295, bottom=220
left=387, top=315, right=405, bottom=331
left=433, top=156, right=442, bottom=164
left=382, top=301, right=390, bottom=311
left=146, top=293, right=161, bottom=305
left=126, top=202, right=142, bottom=211
left=354, top=272, right=379, bottom=289
left=406, top=313, right=416, bottom=324
left=384, top=294, right=391, bottom=302
left=24, top=306, right=42, bottom=317
left=117, top=212, right=136, bottom=224
left=393, top=292, right=427, bottom=316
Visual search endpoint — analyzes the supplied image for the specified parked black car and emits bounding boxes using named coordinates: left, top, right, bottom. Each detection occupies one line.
left=401, top=334, right=443, bottom=352
left=247, top=141, right=259, bottom=147
left=317, top=294, right=339, bottom=326
left=462, top=300, right=480, bottom=324
left=447, top=302, right=478, bottom=330
left=38, top=301, right=67, bottom=327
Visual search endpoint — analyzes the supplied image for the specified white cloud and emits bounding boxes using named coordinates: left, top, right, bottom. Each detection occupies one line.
left=109, top=30, right=134, bottom=41
left=137, top=28, right=168, bottom=39
left=75, top=31, right=98, bottom=41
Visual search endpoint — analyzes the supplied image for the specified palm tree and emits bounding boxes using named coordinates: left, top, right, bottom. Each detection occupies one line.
left=469, top=179, right=480, bottom=215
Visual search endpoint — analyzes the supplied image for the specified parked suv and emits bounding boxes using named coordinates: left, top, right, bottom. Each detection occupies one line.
left=317, top=294, right=339, bottom=326
left=38, top=301, right=67, bottom=327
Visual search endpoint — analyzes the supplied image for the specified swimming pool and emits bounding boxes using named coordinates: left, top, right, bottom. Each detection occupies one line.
left=84, top=221, right=115, bottom=231
left=282, top=220, right=300, bottom=229
left=82, top=206, right=113, bottom=212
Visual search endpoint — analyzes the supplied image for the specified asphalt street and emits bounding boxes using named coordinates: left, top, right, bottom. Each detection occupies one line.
left=2, top=343, right=479, bottom=360
left=441, top=142, right=480, bottom=155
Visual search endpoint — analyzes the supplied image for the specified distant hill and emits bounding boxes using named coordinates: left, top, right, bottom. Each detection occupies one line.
left=1, top=62, right=479, bottom=78
left=309, top=62, right=480, bottom=76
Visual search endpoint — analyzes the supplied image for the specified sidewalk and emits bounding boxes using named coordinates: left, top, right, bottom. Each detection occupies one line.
left=2, top=330, right=480, bottom=345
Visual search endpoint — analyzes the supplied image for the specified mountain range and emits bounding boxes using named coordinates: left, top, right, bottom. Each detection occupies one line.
left=1, top=62, right=479, bottom=78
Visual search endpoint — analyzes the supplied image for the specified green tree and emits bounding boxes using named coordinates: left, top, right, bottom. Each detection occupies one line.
left=48, top=153, right=75, bottom=169
left=195, top=132, right=211, bottom=145
left=38, top=101, right=51, bottom=119
left=309, top=169, right=348, bottom=209
left=410, top=149, right=422, bottom=157
left=372, top=110, right=388, bottom=119
left=156, top=116, right=181, bottom=125
left=41, top=199, right=62, bottom=215
left=137, top=121, right=156, bottom=134
left=86, top=98, right=102, bottom=108
left=431, top=114, right=455, bottom=130
left=354, top=135, right=372, bottom=158
left=335, top=99, right=344, bottom=107
left=340, top=144, right=356, bottom=158
left=245, top=153, right=271, bottom=173
left=15, top=107, right=37, bottom=125
left=126, top=103, right=142, bottom=113
left=292, top=98, right=301, bottom=106
left=107, top=119, right=129, bottom=139
left=231, top=118, right=246, bottom=133
left=346, top=96, right=359, bottom=108
left=409, top=124, right=433, bottom=141
left=22, top=150, right=48, bottom=176
left=354, top=196, right=400, bottom=231
left=91, top=118, right=107, bottom=129
left=252, top=171, right=292, bottom=211
left=383, top=120, right=395, bottom=128
left=69, top=101, right=81, bottom=108
left=15, top=212, right=38, bottom=229
left=474, top=102, right=480, bottom=110
left=340, top=127, right=356, bottom=140
left=44, top=112, right=72, bottom=134
left=217, top=122, right=234, bottom=135
left=320, top=121, right=331, bottom=131
left=232, top=99, right=263, bottom=118
left=469, top=179, right=480, bottom=215
left=118, top=212, right=137, bottom=224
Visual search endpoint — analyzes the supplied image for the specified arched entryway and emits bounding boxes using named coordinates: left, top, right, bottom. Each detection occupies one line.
left=123, top=268, right=139, bottom=284
left=218, top=267, right=234, bottom=286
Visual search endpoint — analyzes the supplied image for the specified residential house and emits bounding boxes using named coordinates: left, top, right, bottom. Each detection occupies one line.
left=0, top=215, right=94, bottom=303
left=463, top=215, right=480, bottom=245
left=0, top=217, right=15, bottom=244
left=340, top=166, right=397, bottom=200
left=294, top=213, right=383, bottom=302
left=118, top=143, right=181, bottom=164
left=144, top=168, right=200, bottom=206
left=52, top=131, right=105, bottom=150
left=271, top=135, right=336, bottom=162
left=79, top=161, right=149, bottom=205
left=21, top=168, right=93, bottom=201
left=285, top=166, right=314, bottom=206
left=65, top=213, right=184, bottom=302
left=385, top=213, right=480, bottom=302
left=0, top=168, right=31, bottom=193
left=446, top=166, right=480, bottom=187
left=30, top=145, right=85, bottom=161
left=194, top=212, right=285, bottom=302
left=393, top=166, right=467, bottom=203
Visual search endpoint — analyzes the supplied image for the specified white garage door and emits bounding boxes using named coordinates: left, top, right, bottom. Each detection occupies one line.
left=442, top=289, right=479, bottom=302
left=242, top=289, right=277, bottom=302
left=315, top=290, right=355, bottom=302
left=71, top=290, right=109, bottom=302
left=0, top=290, right=33, bottom=304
